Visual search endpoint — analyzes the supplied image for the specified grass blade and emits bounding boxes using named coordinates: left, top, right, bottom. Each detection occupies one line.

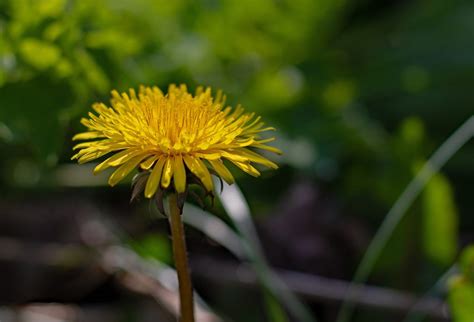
left=336, top=115, right=474, bottom=322
left=218, top=180, right=317, bottom=322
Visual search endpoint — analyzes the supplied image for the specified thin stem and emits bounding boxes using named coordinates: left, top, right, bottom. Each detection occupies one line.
left=168, top=193, right=195, bottom=322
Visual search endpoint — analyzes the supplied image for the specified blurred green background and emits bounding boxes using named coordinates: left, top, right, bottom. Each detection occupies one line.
left=0, top=0, right=473, bottom=321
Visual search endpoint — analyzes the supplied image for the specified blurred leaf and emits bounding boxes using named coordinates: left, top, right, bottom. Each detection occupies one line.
left=263, top=291, right=290, bottom=322
left=401, top=66, right=430, bottom=94
left=0, top=122, right=14, bottom=142
left=422, top=173, right=458, bottom=265
left=19, top=38, right=61, bottom=70
left=448, top=278, right=474, bottom=322
left=399, top=117, right=425, bottom=148
left=248, top=67, right=304, bottom=111
left=322, top=79, right=356, bottom=110
left=0, top=77, right=73, bottom=160
left=448, top=247, right=474, bottom=322
left=459, top=245, right=474, bottom=281
left=36, top=0, right=66, bottom=18
left=74, top=49, right=110, bottom=93
left=129, top=233, right=172, bottom=264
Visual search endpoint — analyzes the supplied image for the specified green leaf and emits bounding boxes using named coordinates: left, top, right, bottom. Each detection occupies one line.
left=459, top=245, right=474, bottom=282
left=129, top=234, right=172, bottom=264
left=19, top=38, right=61, bottom=70
left=36, top=0, right=66, bottom=17
left=448, top=276, right=474, bottom=322
left=263, top=291, right=290, bottom=322
left=0, top=77, right=74, bottom=161
left=74, top=49, right=110, bottom=93
left=422, top=173, right=458, bottom=265
left=447, top=246, right=474, bottom=322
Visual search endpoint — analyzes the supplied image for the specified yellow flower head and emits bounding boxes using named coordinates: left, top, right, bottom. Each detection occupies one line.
left=72, top=84, right=280, bottom=199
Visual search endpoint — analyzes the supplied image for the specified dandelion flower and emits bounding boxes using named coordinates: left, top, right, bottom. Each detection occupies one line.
left=72, top=84, right=281, bottom=199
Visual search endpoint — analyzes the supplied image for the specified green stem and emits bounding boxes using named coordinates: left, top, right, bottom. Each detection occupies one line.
left=168, top=193, right=195, bottom=322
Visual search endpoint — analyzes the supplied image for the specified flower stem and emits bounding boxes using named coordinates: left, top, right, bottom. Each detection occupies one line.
left=168, top=193, right=195, bottom=322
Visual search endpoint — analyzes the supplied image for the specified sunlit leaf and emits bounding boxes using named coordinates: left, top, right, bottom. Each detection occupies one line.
left=448, top=276, right=474, bottom=322
left=19, top=38, right=61, bottom=70
left=422, top=173, right=458, bottom=265
left=459, top=245, right=474, bottom=282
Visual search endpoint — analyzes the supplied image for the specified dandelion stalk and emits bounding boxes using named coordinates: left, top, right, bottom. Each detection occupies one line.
left=168, top=193, right=195, bottom=322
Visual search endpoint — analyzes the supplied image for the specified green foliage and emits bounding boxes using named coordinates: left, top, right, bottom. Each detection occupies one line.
left=263, top=291, right=290, bottom=322
left=0, top=0, right=347, bottom=173
left=422, top=173, right=458, bottom=266
left=448, top=246, right=474, bottom=322
left=0, top=0, right=144, bottom=162
left=459, top=246, right=474, bottom=282
left=129, top=234, right=172, bottom=264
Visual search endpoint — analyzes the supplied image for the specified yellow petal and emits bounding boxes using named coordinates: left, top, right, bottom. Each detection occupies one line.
left=173, top=155, right=186, bottom=193
left=253, top=144, right=282, bottom=155
left=144, top=157, right=166, bottom=198
left=92, top=102, right=109, bottom=114
left=161, top=157, right=173, bottom=188
left=234, top=148, right=278, bottom=169
left=94, top=149, right=140, bottom=174
left=195, top=152, right=223, bottom=160
left=233, top=137, right=255, bottom=147
left=209, top=159, right=234, bottom=184
left=242, top=116, right=261, bottom=131
left=220, top=151, right=248, bottom=163
left=183, top=155, right=213, bottom=192
left=247, top=126, right=276, bottom=133
left=73, top=142, right=95, bottom=150
left=230, top=161, right=260, bottom=177
left=77, top=150, right=110, bottom=164
left=255, top=137, right=275, bottom=144
left=140, top=155, right=159, bottom=170
left=108, top=155, right=146, bottom=186
left=72, top=132, right=104, bottom=141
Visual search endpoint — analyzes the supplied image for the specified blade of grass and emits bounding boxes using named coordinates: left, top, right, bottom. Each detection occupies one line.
left=182, top=201, right=291, bottom=322
left=183, top=202, right=296, bottom=322
left=336, top=115, right=474, bottom=322
left=182, top=203, right=246, bottom=259
left=217, top=180, right=316, bottom=322
left=264, top=290, right=291, bottom=322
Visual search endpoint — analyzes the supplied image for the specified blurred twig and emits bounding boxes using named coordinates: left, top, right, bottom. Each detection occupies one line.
left=0, top=237, right=449, bottom=319
left=6, top=303, right=119, bottom=322
left=77, top=213, right=222, bottom=322
left=0, top=231, right=221, bottom=321
left=0, top=237, right=91, bottom=265
left=192, top=257, right=450, bottom=320
left=100, top=246, right=220, bottom=322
